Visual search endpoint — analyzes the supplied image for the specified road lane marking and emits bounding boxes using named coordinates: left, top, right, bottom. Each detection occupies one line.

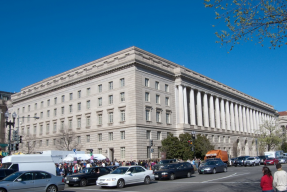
left=165, top=182, right=260, bottom=184
left=71, top=189, right=139, bottom=192
left=201, top=172, right=250, bottom=183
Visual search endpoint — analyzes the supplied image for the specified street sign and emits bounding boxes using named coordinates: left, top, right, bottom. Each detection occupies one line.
left=0, top=143, right=8, bottom=147
left=2, top=152, right=8, bottom=156
left=73, top=149, right=76, bottom=154
left=151, top=148, right=154, bottom=153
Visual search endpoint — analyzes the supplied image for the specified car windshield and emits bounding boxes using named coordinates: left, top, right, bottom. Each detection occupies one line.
left=247, top=158, right=254, bottom=160
left=205, top=161, right=217, bottom=165
left=110, top=167, right=129, bottom=174
left=159, top=160, right=170, bottom=164
left=79, top=168, right=92, bottom=174
left=161, top=164, right=176, bottom=169
left=267, top=158, right=274, bottom=160
left=0, top=163, right=11, bottom=169
left=2, top=172, right=22, bottom=181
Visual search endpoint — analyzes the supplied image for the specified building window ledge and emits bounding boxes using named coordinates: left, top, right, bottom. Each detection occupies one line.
left=108, top=123, right=113, bottom=126
left=119, top=121, right=125, bottom=124
left=76, top=127, right=81, bottom=130
left=86, top=126, right=91, bottom=129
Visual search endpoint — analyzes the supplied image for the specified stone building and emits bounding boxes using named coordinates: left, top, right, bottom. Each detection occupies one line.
left=7, top=47, right=276, bottom=160
left=279, top=111, right=287, bottom=141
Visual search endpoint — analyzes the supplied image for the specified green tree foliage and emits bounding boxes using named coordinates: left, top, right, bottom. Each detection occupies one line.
left=256, top=118, right=283, bottom=151
left=281, top=142, right=287, bottom=153
left=204, top=0, right=287, bottom=50
left=161, top=133, right=214, bottom=160
left=194, top=134, right=215, bottom=159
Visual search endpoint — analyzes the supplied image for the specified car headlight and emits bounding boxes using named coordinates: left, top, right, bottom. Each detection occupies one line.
left=161, top=172, right=168, bottom=175
left=65, top=177, right=67, bottom=180
left=204, top=168, right=211, bottom=170
left=72, top=177, right=79, bottom=180
left=106, top=178, right=117, bottom=181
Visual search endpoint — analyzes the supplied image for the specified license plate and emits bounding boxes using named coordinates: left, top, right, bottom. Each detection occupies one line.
left=201, top=170, right=204, bottom=172
left=155, top=175, right=158, bottom=178
left=66, top=181, right=69, bottom=183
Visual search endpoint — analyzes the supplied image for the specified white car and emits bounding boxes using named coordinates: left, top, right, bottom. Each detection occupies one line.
left=96, top=166, right=155, bottom=188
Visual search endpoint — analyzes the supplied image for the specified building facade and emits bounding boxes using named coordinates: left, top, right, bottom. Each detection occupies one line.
left=0, top=91, right=14, bottom=144
left=7, top=47, right=276, bottom=160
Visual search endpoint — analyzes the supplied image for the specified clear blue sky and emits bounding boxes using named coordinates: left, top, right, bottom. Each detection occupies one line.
left=0, top=0, right=286, bottom=112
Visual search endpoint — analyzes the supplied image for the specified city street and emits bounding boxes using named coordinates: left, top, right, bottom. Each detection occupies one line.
left=62, top=164, right=284, bottom=192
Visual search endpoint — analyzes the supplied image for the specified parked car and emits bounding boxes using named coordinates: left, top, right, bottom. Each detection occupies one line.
left=230, top=158, right=237, bottom=166
left=105, top=166, right=118, bottom=171
left=264, top=158, right=279, bottom=165
left=198, top=160, right=227, bottom=174
left=65, top=167, right=111, bottom=187
left=96, top=166, right=155, bottom=188
left=233, top=156, right=250, bottom=166
left=154, top=162, right=195, bottom=180
left=278, top=157, right=287, bottom=164
left=244, top=157, right=261, bottom=166
left=152, top=159, right=177, bottom=171
left=0, top=170, right=65, bottom=192
left=258, top=156, right=267, bottom=165
left=0, top=169, right=17, bottom=180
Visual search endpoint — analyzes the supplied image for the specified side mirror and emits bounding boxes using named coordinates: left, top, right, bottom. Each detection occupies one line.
left=16, top=178, right=22, bottom=182
left=125, top=171, right=131, bottom=175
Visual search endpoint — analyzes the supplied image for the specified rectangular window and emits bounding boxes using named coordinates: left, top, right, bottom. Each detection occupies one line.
left=98, top=98, right=102, bottom=106
left=77, top=136, right=81, bottom=143
left=157, top=131, right=161, bottom=140
left=109, top=95, right=113, bottom=104
left=69, top=105, right=72, bottom=113
left=53, top=123, right=57, bottom=132
left=120, top=110, right=125, bottom=122
left=53, top=139, right=56, bottom=145
left=46, top=124, right=50, bottom=133
left=120, top=78, right=125, bottom=87
left=61, top=107, right=64, bottom=114
left=121, top=131, right=125, bottom=139
left=47, top=110, right=50, bottom=117
left=98, top=148, right=102, bottom=154
left=156, top=111, right=161, bottom=122
left=86, top=135, right=90, bottom=142
left=54, top=108, right=57, bottom=116
left=165, top=84, right=169, bottom=92
left=155, top=81, right=159, bottom=90
left=69, top=93, right=73, bottom=100
left=146, top=109, right=151, bottom=121
left=147, top=147, right=151, bottom=158
left=41, top=101, right=44, bottom=108
left=77, top=118, right=81, bottom=128
left=109, top=132, right=113, bottom=140
left=62, top=95, right=65, bottom=102
left=120, top=92, right=125, bottom=102
left=46, top=139, right=49, bottom=146
left=22, top=116, right=24, bottom=123
left=98, top=133, right=102, bottom=141
left=146, top=130, right=151, bottom=139
left=78, top=90, right=81, bottom=98
left=165, top=97, right=169, bottom=106
left=109, top=81, right=113, bottom=90
left=35, top=103, right=37, bottom=110
left=47, top=99, right=50, bottom=106
left=61, top=121, right=64, bottom=130
left=98, top=114, right=102, bottom=125
left=34, top=113, right=37, bottom=119
left=34, top=126, right=37, bottom=134
left=69, top=119, right=72, bottom=129
left=121, top=147, right=125, bottom=158
left=54, top=97, right=57, bottom=105
left=77, top=103, right=81, bottom=111
left=22, top=107, right=25, bottom=113
left=87, top=88, right=91, bottom=96
left=145, top=92, right=150, bottom=102
left=145, top=78, right=149, bottom=87
left=86, top=116, right=91, bottom=127
left=28, top=105, right=30, bottom=111
left=86, top=100, right=90, bottom=109
left=109, top=112, right=113, bottom=123
left=40, top=125, right=43, bottom=134
left=166, top=113, right=171, bottom=124
left=27, top=127, right=30, bottom=135
left=98, top=84, right=102, bottom=93
left=27, top=115, right=30, bottom=122
left=39, top=140, right=42, bottom=147
left=40, top=112, right=43, bottom=119
left=156, top=95, right=160, bottom=104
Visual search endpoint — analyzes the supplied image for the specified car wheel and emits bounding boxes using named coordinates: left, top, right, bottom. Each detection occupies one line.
left=0, top=188, right=7, bottom=192
left=170, top=174, right=175, bottom=180
left=187, top=172, right=191, bottom=178
left=117, top=179, right=125, bottom=188
left=235, top=165, right=237, bottom=167
left=223, top=167, right=227, bottom=172
left=68, top=184, right=74, bottom=187
left=80, top=179, right=87, bottom=187
left=144, top=176, right=151, bottom=185
left=213, top=168, right=216, bottom=174
left=46, top=185, right=58, bottom=192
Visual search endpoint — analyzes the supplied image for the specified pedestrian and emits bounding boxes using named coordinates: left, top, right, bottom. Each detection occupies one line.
left=260, top=166, right=274, bottom=192
left=273, top=163, right=287, bottom=192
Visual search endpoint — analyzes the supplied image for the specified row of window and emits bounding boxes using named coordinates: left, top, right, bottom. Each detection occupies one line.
left=145, top=78, right=169, bottom=92
left=18, top=78, right=125, bottom=113
left=146, top=109, right=171, bottom=124
left=145, top=92, right=170, bottom=105
left=146, top=130, right=163, bottom=140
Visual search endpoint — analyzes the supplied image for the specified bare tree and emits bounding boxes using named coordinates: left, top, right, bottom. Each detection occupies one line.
left=21, top=134, right=37, bottom=154
left=55, top=127, right=82, bottom=151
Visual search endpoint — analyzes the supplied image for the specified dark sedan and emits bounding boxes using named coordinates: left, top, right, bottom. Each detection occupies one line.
left=234, top=156, right=250, bottom=166
left=258, top=156, right=267, bottom=165
left=198, top=160, right=227, bottom=174
left=0, top=169, right=16, bottom=180
left=154, top=162, right=194, bottom=180
left=153, top=159, right=177, bottom=171
left=65, top=167, right=111, bottom=187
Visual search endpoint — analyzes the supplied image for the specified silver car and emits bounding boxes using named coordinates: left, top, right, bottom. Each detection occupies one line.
left=278, top=157, right=287, bottom=164
left=0, top=170, right=65, bottom=192
left=244, top=157, right=261, bottom=166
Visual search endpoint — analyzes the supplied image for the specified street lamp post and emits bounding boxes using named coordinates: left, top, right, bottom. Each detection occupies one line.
left=5, top=111, right=17, bottom=155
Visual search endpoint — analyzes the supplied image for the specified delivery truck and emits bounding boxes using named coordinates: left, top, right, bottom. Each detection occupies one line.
left=204, top=150, right=229, bottom=164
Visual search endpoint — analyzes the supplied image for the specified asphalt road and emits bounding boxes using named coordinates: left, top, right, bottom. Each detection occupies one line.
left=63, top=164, right=284, bottom=192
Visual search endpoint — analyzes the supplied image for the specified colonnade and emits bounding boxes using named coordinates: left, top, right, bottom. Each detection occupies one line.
left=175, top=85, right=273, bottom=134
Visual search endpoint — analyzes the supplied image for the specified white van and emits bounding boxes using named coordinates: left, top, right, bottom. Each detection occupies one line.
left=1, top=155, right=56, bottom=175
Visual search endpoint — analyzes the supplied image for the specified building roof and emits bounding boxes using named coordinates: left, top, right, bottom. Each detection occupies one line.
left=279, top=111, right=287, bottom=116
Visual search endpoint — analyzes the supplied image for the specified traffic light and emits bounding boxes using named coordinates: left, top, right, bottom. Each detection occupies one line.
left=15, top=144, right=19, bottom=151
left=188, top=140, right=193, bottom=146
left=90, top=149, right=93, bottom=156
left=150, top=140, right=153, bottom=146
left=19, top=136, right=22, bottom=143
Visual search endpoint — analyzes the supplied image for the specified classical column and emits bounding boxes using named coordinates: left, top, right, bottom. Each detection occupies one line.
left=256, top=111, right=259, bottom=131
left=178, top=85, right=184, bottom=124
left=246, top=108, right=250, bottom=134
left=225, top=100, right=230, bottom=130
left=230, top=102, right=235, bottom=130
left=189, top=88, right=196, bottom=125
left=175, top=86, right=179, bottom=124
left=209, top=95, right=215, bottom=128
left=242, top=106, right=247, bottom=133
left=196, top=91, right=203, bottom=126
left=253, top=110, right=257, bottom=132
left=238, top=105, right=243, bottom=132
left=220, top=99, right=226, bottom=130
left=234, top=103, right=239, bottom=131
left=203, top=93, right=209, bottom=127
left=215, top=97, right=220, bottom=129
left=183, top=86, right=188, bottom=124
left=250, top=109, right=254, bottom=133
left=259, top=112, right=262, bottom=126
